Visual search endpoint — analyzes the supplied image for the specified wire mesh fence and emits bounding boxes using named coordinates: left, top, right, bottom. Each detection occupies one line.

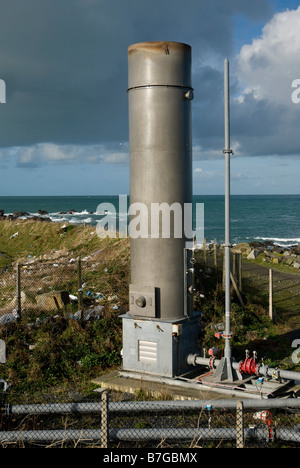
left=1, top=391, right=300, bottom=448
left=195, top=244, right=300, bottom=324
left=1, top=243, right=299, bottom=327
left=0, top=253, right=127, bottom=326
left=242, top=261, right=300, bottom=323
left=0, top=246, right=300, bottom=449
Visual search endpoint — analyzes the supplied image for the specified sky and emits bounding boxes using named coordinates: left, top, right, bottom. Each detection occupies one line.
left=0, top=0, right=300, bottom=196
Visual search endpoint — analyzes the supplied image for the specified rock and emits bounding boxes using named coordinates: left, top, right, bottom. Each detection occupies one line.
left=37, top=209, right=48, bottom=215
left=7, top=291, right=33, bottom=309
left=294, top=245, right=300, bottom=255
left=30, top=216, right=51, bottom=222
left=59, top=209, right=76, bottom=215
left=285, top=258, right=294, bottom=265
left=273, top=258, right=279, bottom=264
left=0, top=210, right=4, bottom=218
left=232, top=243, right=251, bottom=255
left=247, top=249, right=261, bottom=260
left=13, top=211, right=30, bottom=218
left=294, top=262, right=300, bottom=269
left=36, top=291, right=70, bottom=311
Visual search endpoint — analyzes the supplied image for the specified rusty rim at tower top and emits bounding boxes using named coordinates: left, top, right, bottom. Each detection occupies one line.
left=128, top=41, right=192, bottom=90
left=128, top=41, right=191, bottom=54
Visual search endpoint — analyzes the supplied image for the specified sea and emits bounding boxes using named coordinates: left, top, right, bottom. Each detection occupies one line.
left=0, top=194, right=299, bottom=248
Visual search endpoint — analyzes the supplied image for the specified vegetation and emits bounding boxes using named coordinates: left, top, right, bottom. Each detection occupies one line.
left=0, top=313, right=122, bottom=394
left=194, top=251, right=300, bottom=372
left=0, top=219, right=129, bottom=395
left=0, top=219, right=299, bottom=398
left=0, top=219, right=112, bottom=269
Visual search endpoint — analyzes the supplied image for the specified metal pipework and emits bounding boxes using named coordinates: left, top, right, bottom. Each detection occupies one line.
left=1, top=426, right=300, bottom=443
left=187, top=354, right=300, bottom=383
left=128, top=42, right=194, bottom=321
left=4, top=398, right=300, bottom=416
left=5, top=398, right=300, bottom=416
left=0, top=427, right=278, bottom=443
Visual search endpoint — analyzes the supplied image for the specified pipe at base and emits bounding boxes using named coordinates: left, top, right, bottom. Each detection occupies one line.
left=187, top=354, right=300, bottom=383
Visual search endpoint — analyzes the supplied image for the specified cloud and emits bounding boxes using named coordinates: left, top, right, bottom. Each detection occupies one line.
left=237, top=6, right=300, bottom=104
left=1, top=142, right=129, bottom=168
left=232, top=6, right=300, bottom=157
left=0, top=0, right=272, bottom=153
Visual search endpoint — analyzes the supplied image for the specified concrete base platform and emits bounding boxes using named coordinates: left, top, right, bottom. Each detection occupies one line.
left=92, top=369, right=300, bottom=401
left=92, top=370, right=243, bottom=401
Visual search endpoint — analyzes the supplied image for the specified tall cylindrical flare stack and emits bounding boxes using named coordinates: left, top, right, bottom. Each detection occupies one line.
left=128, top=41, right=193, bottom=321
left=121, top=42, right=201, bottom=379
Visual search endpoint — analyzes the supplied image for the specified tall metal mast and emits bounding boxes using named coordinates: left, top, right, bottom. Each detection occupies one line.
left=212, top=58, right=241, bottom=382
left=223, top=58, right=233, bottom=368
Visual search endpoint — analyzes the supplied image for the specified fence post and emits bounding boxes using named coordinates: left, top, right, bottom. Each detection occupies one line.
left=213, top=242, right=217, bottom=272
left=203, top=238, right=207, bottom=267
left=238, top=252, right=242, bottom=292
left=16, top=262, right=21, bottom=320
left=230, top=272, right=245, bottom=308
left=222, top=249, right=225, bottom=291
left=269, top=269, right=273, bottom=321
left=101, top=391, right=109, bottom=448
left=0, top=339, right=6, bottom=364
left=77, top=256, right=83, bottom=314
left=236, top=400, right=244, bottom=448
left=232, top=252, right=236, bottom=281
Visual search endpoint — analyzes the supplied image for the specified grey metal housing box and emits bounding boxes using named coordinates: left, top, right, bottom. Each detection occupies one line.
left=121, top=311, right=201, bottom=378
left=129, top=284, right=157, bottom=318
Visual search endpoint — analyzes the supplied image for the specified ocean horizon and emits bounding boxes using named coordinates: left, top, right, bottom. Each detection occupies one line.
left=0, top=194, right=299, bottom=248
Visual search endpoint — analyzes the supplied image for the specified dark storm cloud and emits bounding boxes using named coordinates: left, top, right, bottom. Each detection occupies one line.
left=231, top=93, right=300, bottom=157
left=0, top=0, right=272, bottom=152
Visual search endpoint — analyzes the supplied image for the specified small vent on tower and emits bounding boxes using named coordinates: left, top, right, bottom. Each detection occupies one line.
left=138, top=340, right=157, bottom=364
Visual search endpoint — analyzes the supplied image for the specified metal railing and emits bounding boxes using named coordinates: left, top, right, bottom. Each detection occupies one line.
left=1, top=392, right=300, bottom=448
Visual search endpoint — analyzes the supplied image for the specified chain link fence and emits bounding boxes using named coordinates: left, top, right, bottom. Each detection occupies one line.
left=0, top=253, right=127, bottom=326
left=1, top=391, right=300, bottom=448
left=195, top=244, right=300, bottom=324
left=1, top=247, right=300, bottom=449
left=2, top=244, right=299, bottom=328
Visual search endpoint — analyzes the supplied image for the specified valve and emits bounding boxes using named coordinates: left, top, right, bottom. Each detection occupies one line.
left=239, top=357, right=259, bottom=376
left=208, top=347, right=218, bottom=357
left=215, top=332, right=222, bottom=340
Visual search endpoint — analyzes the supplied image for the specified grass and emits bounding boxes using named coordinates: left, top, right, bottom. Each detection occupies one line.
left=0, top=219, right=109, bottom=269
left=244, top=254, right=300, bottom=276
left=0, top=219, right=299, bottom=397
left=0, top=219, right=129, bottom=395
left=194, top=252, right=300, bottom=372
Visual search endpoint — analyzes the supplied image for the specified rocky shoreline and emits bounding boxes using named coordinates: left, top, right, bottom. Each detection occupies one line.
left=207, top=240, right=300, bottom=270
left=242, top=241, right=300, bottom=269
left=1, top=209, right=300, bottom=269
left=0, top=209, right=52, bottom=223
left=0, top=208, right=92, bottom=223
